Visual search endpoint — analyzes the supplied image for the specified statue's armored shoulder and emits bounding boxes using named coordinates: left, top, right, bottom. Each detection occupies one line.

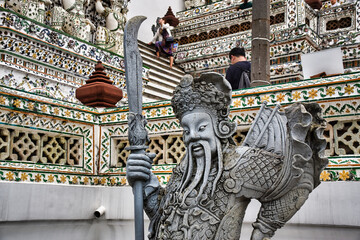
left=222, top=145, right=283, bottom=199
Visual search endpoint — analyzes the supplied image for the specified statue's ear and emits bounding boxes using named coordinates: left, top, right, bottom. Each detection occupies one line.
left=214, top=120, right=236, bottom=139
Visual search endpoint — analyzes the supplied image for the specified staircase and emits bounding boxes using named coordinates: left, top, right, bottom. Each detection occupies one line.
left=138, top=40, right=185, bottom=102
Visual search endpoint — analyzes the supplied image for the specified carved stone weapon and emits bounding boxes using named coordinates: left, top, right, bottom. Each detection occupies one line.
left=124, top=15, right=147, bottom=240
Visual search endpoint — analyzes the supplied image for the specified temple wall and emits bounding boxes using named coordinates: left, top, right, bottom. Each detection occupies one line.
left=1, top=0, right=360, bottom=239
left=1, top=53, right=360, bottom=239
left=173, top=0, right=360, bottom=82
left=0, top=182, right=359, bottom=240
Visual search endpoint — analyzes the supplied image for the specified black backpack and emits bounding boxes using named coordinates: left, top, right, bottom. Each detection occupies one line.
left=238, top=70, right=251, bottom=89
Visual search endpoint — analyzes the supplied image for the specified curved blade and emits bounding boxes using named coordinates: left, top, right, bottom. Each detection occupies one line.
left=124, top=16, right=147, bottom=114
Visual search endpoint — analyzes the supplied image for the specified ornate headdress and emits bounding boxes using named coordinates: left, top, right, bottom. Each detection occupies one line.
left=171, top=72, right=236, bottom=139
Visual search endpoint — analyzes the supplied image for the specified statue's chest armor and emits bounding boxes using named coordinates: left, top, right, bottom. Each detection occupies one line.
left=156, top=177, right=233, bottom=240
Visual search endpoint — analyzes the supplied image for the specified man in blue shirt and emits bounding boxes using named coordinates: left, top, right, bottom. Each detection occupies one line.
left=226, top=47, right=251, bottom=90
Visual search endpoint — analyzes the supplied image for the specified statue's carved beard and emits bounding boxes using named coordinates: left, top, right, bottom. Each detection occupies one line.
left=178, top=138, right=223, bottom=205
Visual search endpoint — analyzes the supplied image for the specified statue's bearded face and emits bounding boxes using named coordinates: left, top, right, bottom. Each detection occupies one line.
left=181, top=112, right=217, bottom=158
left=179, top=112, right=222, bottom=203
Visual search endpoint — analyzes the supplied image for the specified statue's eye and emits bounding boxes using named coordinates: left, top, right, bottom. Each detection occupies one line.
left=199, top=125, right=207, bottom=131
left=183, top=129, right=190, bottom=135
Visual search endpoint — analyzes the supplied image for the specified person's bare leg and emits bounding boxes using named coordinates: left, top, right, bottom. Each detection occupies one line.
left=156, top=51, right=160, bottom=58
left=169, top=56, right=174, bottom=68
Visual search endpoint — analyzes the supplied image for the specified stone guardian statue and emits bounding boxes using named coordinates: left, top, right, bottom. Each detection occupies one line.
left=126, top=72, right=328, bottom=240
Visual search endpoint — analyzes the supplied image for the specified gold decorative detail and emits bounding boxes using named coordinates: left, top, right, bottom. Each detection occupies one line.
left=35, top=173, right=42, bottom=182
left=320, top=171, right=330, bottom=181
left=292, top=91, right=301, bottom=101
left=308, top=89, right=318, bottom=99
left=276, top=93, right=285, bottom=102
left=339, top=170, right=350, bottom=181
left=326, top=87, right=335, bottom=96
left=344, top=85, right=354, bottom=95
left=48, top=175, right=55, bottom=183
left=13, top=99, right=21, bottom=108
left=6, top=172, right=14, bottom=181
left=20, top=172, right=28, bottom=181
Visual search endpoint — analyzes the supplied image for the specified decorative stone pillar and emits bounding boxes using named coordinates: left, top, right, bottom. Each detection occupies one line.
left=251, top=0, right=271, bottom=87
left=76, top=61, right=123, bottom=108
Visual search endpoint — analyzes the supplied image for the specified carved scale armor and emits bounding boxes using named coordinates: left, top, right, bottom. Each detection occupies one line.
left=147, top=146, right=286, bottom=240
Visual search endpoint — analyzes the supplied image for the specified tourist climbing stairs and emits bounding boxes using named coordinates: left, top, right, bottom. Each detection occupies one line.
left=138, top=40, right=185, bottom=102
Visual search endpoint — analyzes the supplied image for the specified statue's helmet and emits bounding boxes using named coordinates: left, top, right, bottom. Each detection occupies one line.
left=171, top=72, right=236, bottom=140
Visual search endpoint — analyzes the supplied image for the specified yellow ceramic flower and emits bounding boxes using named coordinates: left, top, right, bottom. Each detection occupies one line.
left=344, top=85, right=354, bottom=95
left=48, top=175, right=54, bottom=183
left=20, top=172, right=28, bottom=181
left=261, top=95, right=270, bottom=103
left=161, top=108, right=168, bottom=116
left=35, top=173, right=42, bottom=182
left=326, top=87, right=335, bottom=97
left=53, top=107, right=60, bottom=115
left=233, top=99, right=241, bottom=108
left=76, top=112, right=81, bottom=119
left=72, top=176, right=78, bottom=184
left=28, top=102, right=35, bottom=110
left=110, top=177, right=117, bottom=185
left=308, top=89, right=318, bottom=99
left=65, top=110, right=71, bottom=117
left=120, top=177, right=127, bottom=185
left=94, top=178, right=99, bottom=184
left=6, top=172, right=14, bottom=181
left=60, top=175, right=67, bottom=183
left=41, top=105, right=47, bottom=113
left=292, top=91, right=301, bottom=101
left=150, top=110, right=157, bottom=117
left=86, top=114, right=92, bottom=121
left=83, top=177, right=89, bottom=184
left=110, top=115, right=117, bottom=121
left=247, top=97, right=255, bottom=106
left=100, top=177, right=107, bottom=185
left=120, top=114, right=126, bottom=120
left=339, top=170, right=350, bottom=181
left=276, top=93, right=285, bottom=103
left=13, top=99, right=21, bottom=108
left=320, top=171, right=330, bottom=181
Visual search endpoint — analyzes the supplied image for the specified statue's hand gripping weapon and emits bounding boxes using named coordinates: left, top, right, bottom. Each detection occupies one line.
left=124, top=16, right=147, bottom=240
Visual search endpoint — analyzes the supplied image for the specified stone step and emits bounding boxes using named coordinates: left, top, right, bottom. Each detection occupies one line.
left=148, top=70, right=179, bottom=87
left=143, top=87, right=172, bottom=100
left=146, top=81, right=174, bottom=95
left=139, top=41, right=184, bottom=77
left=138, top=40, right=184, bottom=102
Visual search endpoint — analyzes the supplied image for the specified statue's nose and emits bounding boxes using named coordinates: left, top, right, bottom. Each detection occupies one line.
left=188, top=130, right=200, bottom=141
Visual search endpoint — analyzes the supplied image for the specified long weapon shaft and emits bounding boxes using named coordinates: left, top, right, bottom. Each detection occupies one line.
left=124, top=16, right=148, bottom=240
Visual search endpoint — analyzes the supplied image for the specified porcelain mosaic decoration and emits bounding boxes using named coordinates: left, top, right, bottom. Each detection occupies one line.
left=173, top=0, right=360, bottom=81
left=0, top=0, right=360, bottom=187
left=1, top=72, right=359, bottom=186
